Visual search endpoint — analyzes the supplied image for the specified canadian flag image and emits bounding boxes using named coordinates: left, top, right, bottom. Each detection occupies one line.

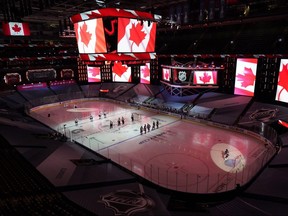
left=112, top=61, right=132, bottom=82
left=87, top=66, right=101, bottom=82
left=2, top=22, right=31, bottom=36
left=193, top=71, right=217, bottom=85
left=234, top=58, right=257, bottom=96
left=74, top=19, right=107, bottom=54
left=117, top=18, right=156, bottom=53
left=140, top=63, right=151, bottom=84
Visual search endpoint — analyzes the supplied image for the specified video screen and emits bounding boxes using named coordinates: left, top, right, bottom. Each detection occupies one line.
left=234, top=58, right=258, bottom=96
left=117, top=18, right=156, bottom=53
left=140, top=63, right=150, bottom=84
left=103, top=18, right=118, bottom=53
left=193, top=71, right=217, bottom=85
left=162, top=68, right=171, bottom=82
left=112, top=61, right=132, bottom=82
left=87, top=66, right=101, bottom=82
left=74, top=18, right=107, bottom=54
left=173, top=69, right=192, bottom=84
left=275, top=59, right=288, bottom=103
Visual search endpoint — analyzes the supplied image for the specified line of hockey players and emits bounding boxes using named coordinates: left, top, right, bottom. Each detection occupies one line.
left=73, top=113, right=161, bottom=136
left=140, top=120, right=159, bottom=135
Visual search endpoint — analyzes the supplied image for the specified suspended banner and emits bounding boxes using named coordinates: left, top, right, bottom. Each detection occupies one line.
left=2, top=22, right=31, bottom=36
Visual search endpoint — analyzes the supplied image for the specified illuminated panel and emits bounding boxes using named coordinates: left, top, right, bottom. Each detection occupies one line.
left=2, top=22, right=30, bottom=36
left=278, top=119, right=288, bottom=129
left=140, top=63, right=150, bottom=84
left=162, top=68, right=171, bottom=82
left=234, top=58, right=258, bottom=96
left=275, top=59, right=288, bottom=103
left=50, top=80, right=76, bottom=86
left=74, top=18, right=107, bottom=54
left=117, top=18, right=156, bottom=53
left=71, top=8, right=161, bottom=61
left=103, top=18, right=118, bottom=53
left=4, top=73, right=21, bottom=85
left=87, top=66, right=101, bottom=82
left=26, top=68, right=56, bottom=82
left=112, top=61, right=131, bottom=82
left=17, top=82, right=47, bottom=91
left=173, top=69, right=192, bottom=84
left=193, top=71, right=217, bottom=85
left=60, top=69, right=74, bottom=79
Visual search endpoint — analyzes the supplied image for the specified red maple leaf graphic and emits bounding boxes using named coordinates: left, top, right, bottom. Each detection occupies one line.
left=80, top=22, right=92, bottom=47
left=12, top=24, right=21, bottom=33
left=164, top=71, right=169, bottom=80
left=236, top=67, right=255, bottom=88
left=112, top=61, right=128, bottom=78
left=88, top=67, right=100, bottom=77
left=129, top=22, right=146, bottom=50
left=200, top=72, right=211, bottom=84
left=277, top=63, right=288, bottom=100
left=141, top=65, right=150, bottom=78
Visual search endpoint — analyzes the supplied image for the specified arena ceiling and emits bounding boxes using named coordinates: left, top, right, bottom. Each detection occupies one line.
left=0, top=0, right=287, bottom=32
left=0, top=0, right=186, bottom=24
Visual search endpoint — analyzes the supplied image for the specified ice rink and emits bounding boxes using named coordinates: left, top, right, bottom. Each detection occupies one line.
left=29, top=99, right=274, bottom=193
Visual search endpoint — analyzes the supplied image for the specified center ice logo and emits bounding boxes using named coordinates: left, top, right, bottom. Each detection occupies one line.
left=100, top=189, right=154, bottom=216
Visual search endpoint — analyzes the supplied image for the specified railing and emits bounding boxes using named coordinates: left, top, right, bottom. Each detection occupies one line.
left=24, top=92, right=85, bottom=112
left=69, top=131, right=274, bottom=194
left=26, top=95, right=278, bottom=194
left=237, top=121, right=279, bottom=147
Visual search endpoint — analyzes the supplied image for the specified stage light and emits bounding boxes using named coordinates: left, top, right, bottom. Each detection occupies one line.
left=278, top=119, right=288, bottom=128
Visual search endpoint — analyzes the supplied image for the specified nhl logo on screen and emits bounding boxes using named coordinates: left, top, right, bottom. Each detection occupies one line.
left=100, top=189, right=154, bottom=216
left=178, top=71, right=187, bottom=82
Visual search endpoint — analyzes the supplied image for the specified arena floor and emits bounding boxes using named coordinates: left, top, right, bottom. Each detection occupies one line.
left=29, top=99, right=273, bottom=193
